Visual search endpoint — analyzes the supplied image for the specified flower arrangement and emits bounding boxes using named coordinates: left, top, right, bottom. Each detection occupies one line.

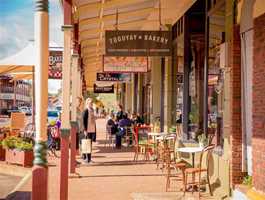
left=169, top=126, right=176, bottom=134
left=2, top=136, right=33, bottom=151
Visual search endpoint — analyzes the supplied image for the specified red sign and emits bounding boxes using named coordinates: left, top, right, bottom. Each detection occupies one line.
left=49, top=51, right=62, bottom=79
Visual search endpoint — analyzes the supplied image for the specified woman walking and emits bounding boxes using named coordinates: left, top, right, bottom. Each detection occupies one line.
left=82, top=98, right=96, bottom=163
left=76, top=97, right=84, bottom=154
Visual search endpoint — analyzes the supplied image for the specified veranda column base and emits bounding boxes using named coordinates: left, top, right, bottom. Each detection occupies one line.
left=70, top=121, right=78, bottom=174
left=32, top=141, right=48, bottom=200
left=60, top=128, right=70, bottom=200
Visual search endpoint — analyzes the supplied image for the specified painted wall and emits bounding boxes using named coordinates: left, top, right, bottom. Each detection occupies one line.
left=150, top=57, right=161, bottom=124
left=252, top=12, right=265, bottom=193
left=125, top=83, right=132, bottom=114
left=253, top=0, right=265, bottom=18
left=164, top=57, right=173, bottom=132
left=239, top=0, right=254, bottom=175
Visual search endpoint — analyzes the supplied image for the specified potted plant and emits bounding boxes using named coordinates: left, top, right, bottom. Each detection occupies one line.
left=169, top=126, right=176, bottom=134
left=0, top=140, right=5, bottom=161
left=2, top=136, right=33, bottom=167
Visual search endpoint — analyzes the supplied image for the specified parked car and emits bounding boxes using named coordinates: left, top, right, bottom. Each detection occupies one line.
left=18, top=106, right=32, bottom=116
left=47, top=110, right=59, bottom=125
left=0, top=108, right=9, bottom=116
left=55, top=106, right=62, bottom=113
left=7, top=106, right=20, bottom=117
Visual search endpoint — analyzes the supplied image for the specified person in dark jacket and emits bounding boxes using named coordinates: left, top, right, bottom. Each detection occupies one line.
left=106, top=113, right=117, bottom=135
left=115, top=104, right=124, bottom=122
left=82, top=98, right=96, bottom=163
left=116, top=114, right=132, bottom=148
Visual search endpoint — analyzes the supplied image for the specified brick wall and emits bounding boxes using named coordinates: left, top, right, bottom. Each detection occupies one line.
left=252, top=12, right=265, bottom=193
left=230, top=25, right=244, bottom=186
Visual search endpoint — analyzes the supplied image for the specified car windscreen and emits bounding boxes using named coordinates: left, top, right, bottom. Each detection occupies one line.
left=48, top=111, right=58, bottom=117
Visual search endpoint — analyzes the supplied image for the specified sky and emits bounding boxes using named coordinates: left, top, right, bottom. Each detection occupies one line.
left=0, top=0, right=63, bottom=94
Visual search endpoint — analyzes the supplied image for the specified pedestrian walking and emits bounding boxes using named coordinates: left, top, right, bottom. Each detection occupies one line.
left=76, top=97, right=84, bottom=154
left=82, top=98, right=96, bottom=163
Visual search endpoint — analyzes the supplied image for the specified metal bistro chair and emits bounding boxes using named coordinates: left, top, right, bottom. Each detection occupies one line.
left=164, top=146, right=188, bottom=192
left=156, top=136, right=166, bottom=169
left=105, top=124, right=115, bottom=148
left=184, top=144, right=215, bottom=198
left=156, top=134, right=176, bottom=170
left=133, top=128, right=150, bottom=161
left=123, top=126, right=133, bottom=147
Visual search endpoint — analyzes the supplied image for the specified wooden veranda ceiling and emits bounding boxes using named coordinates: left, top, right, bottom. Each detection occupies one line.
left=73, top=0, right=197, bottom=89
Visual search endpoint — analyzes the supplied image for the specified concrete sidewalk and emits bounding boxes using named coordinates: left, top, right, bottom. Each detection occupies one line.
left=7, top=119, right=216, bottom=200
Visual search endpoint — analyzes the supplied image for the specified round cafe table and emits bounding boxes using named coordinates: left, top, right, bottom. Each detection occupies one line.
left=147, top=132, right=167, bottom=160
left=176, top=146, right=204, bottom=167
left=148, top=132, right=167, bottom=137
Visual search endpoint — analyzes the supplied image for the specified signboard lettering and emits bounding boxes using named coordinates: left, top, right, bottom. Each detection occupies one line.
left=49, top=50, right=63, bottom=79
left=105, top=30, right=172, bottom=56
left=96, top=73, right=131, bottom=82
left=93, top=84, right=114, bottom=93
left=103, top=56, right=148, bottom=73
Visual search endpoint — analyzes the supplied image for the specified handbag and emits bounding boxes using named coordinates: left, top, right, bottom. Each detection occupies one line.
left=81, top=138, right=91, bottom=154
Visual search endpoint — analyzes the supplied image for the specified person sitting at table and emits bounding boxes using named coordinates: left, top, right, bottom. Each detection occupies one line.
left=131, top=112, right=144, bottom=125
left=116, top=113, right=132, bottom=148
left=106, top=113, right=117, bottom=135
left=115, top=104, right=124, bottom=122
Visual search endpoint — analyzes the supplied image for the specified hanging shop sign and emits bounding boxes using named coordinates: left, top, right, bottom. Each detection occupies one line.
left=103, top=56, right=148, bottom=73
left=105, top=30, right=172, bottom=56
left=49, top=50, right=63, bottom=79
left=96, top=73, right=131, bottom=82
left=93, top=84, right=114, bottom=93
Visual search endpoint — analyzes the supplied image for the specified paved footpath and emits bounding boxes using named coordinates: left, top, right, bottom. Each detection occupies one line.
left=7, top=119, right=215, bottom=200
left=0, top=173, right=22, bottom=199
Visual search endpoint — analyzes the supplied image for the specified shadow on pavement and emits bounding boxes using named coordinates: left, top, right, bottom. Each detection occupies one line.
left=4, top=191, right=31, bottom=200
left=81, top=160, right=154, bottom=167
left=95, top=145, right=134, bottom=154
left=78, top=173, right=164, bottom=179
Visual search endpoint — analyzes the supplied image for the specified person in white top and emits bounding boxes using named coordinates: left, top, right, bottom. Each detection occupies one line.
left=82, top=98, right=96, bottom=163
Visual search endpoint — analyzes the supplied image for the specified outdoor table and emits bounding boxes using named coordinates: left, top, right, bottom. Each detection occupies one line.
left=147, top=132, right=168, bottom=160
left=176, top=146, right=204, bottom=167
left=147, top=133, right=164, bottom=155
left=148, top=132, right=165, bottom=137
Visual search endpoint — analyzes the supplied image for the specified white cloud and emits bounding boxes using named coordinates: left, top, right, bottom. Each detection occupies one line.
left=49, top=79, right=62, bottom=94
left=49, top=0, right=63, bottom=47
left=0, top=0, right=63, bottom=59
left=0, top=1, right=64, bottom=94
left=0, top=8, right=33, bottom=59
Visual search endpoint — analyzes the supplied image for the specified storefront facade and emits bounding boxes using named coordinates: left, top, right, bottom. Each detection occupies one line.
left=0, top=76, right=32, bottom=115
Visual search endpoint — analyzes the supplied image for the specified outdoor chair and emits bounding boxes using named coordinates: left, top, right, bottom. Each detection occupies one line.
left=105, top=124, right=115, bottom=148
left=156, top=134, right=176, bottom=170
left=122, top=126, right=133, bottom=147
left=133, top=128, right=150, bottom=161
left=164, top=146, right=188, bottom=192
left=184, top=144, right=215, bottom=198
